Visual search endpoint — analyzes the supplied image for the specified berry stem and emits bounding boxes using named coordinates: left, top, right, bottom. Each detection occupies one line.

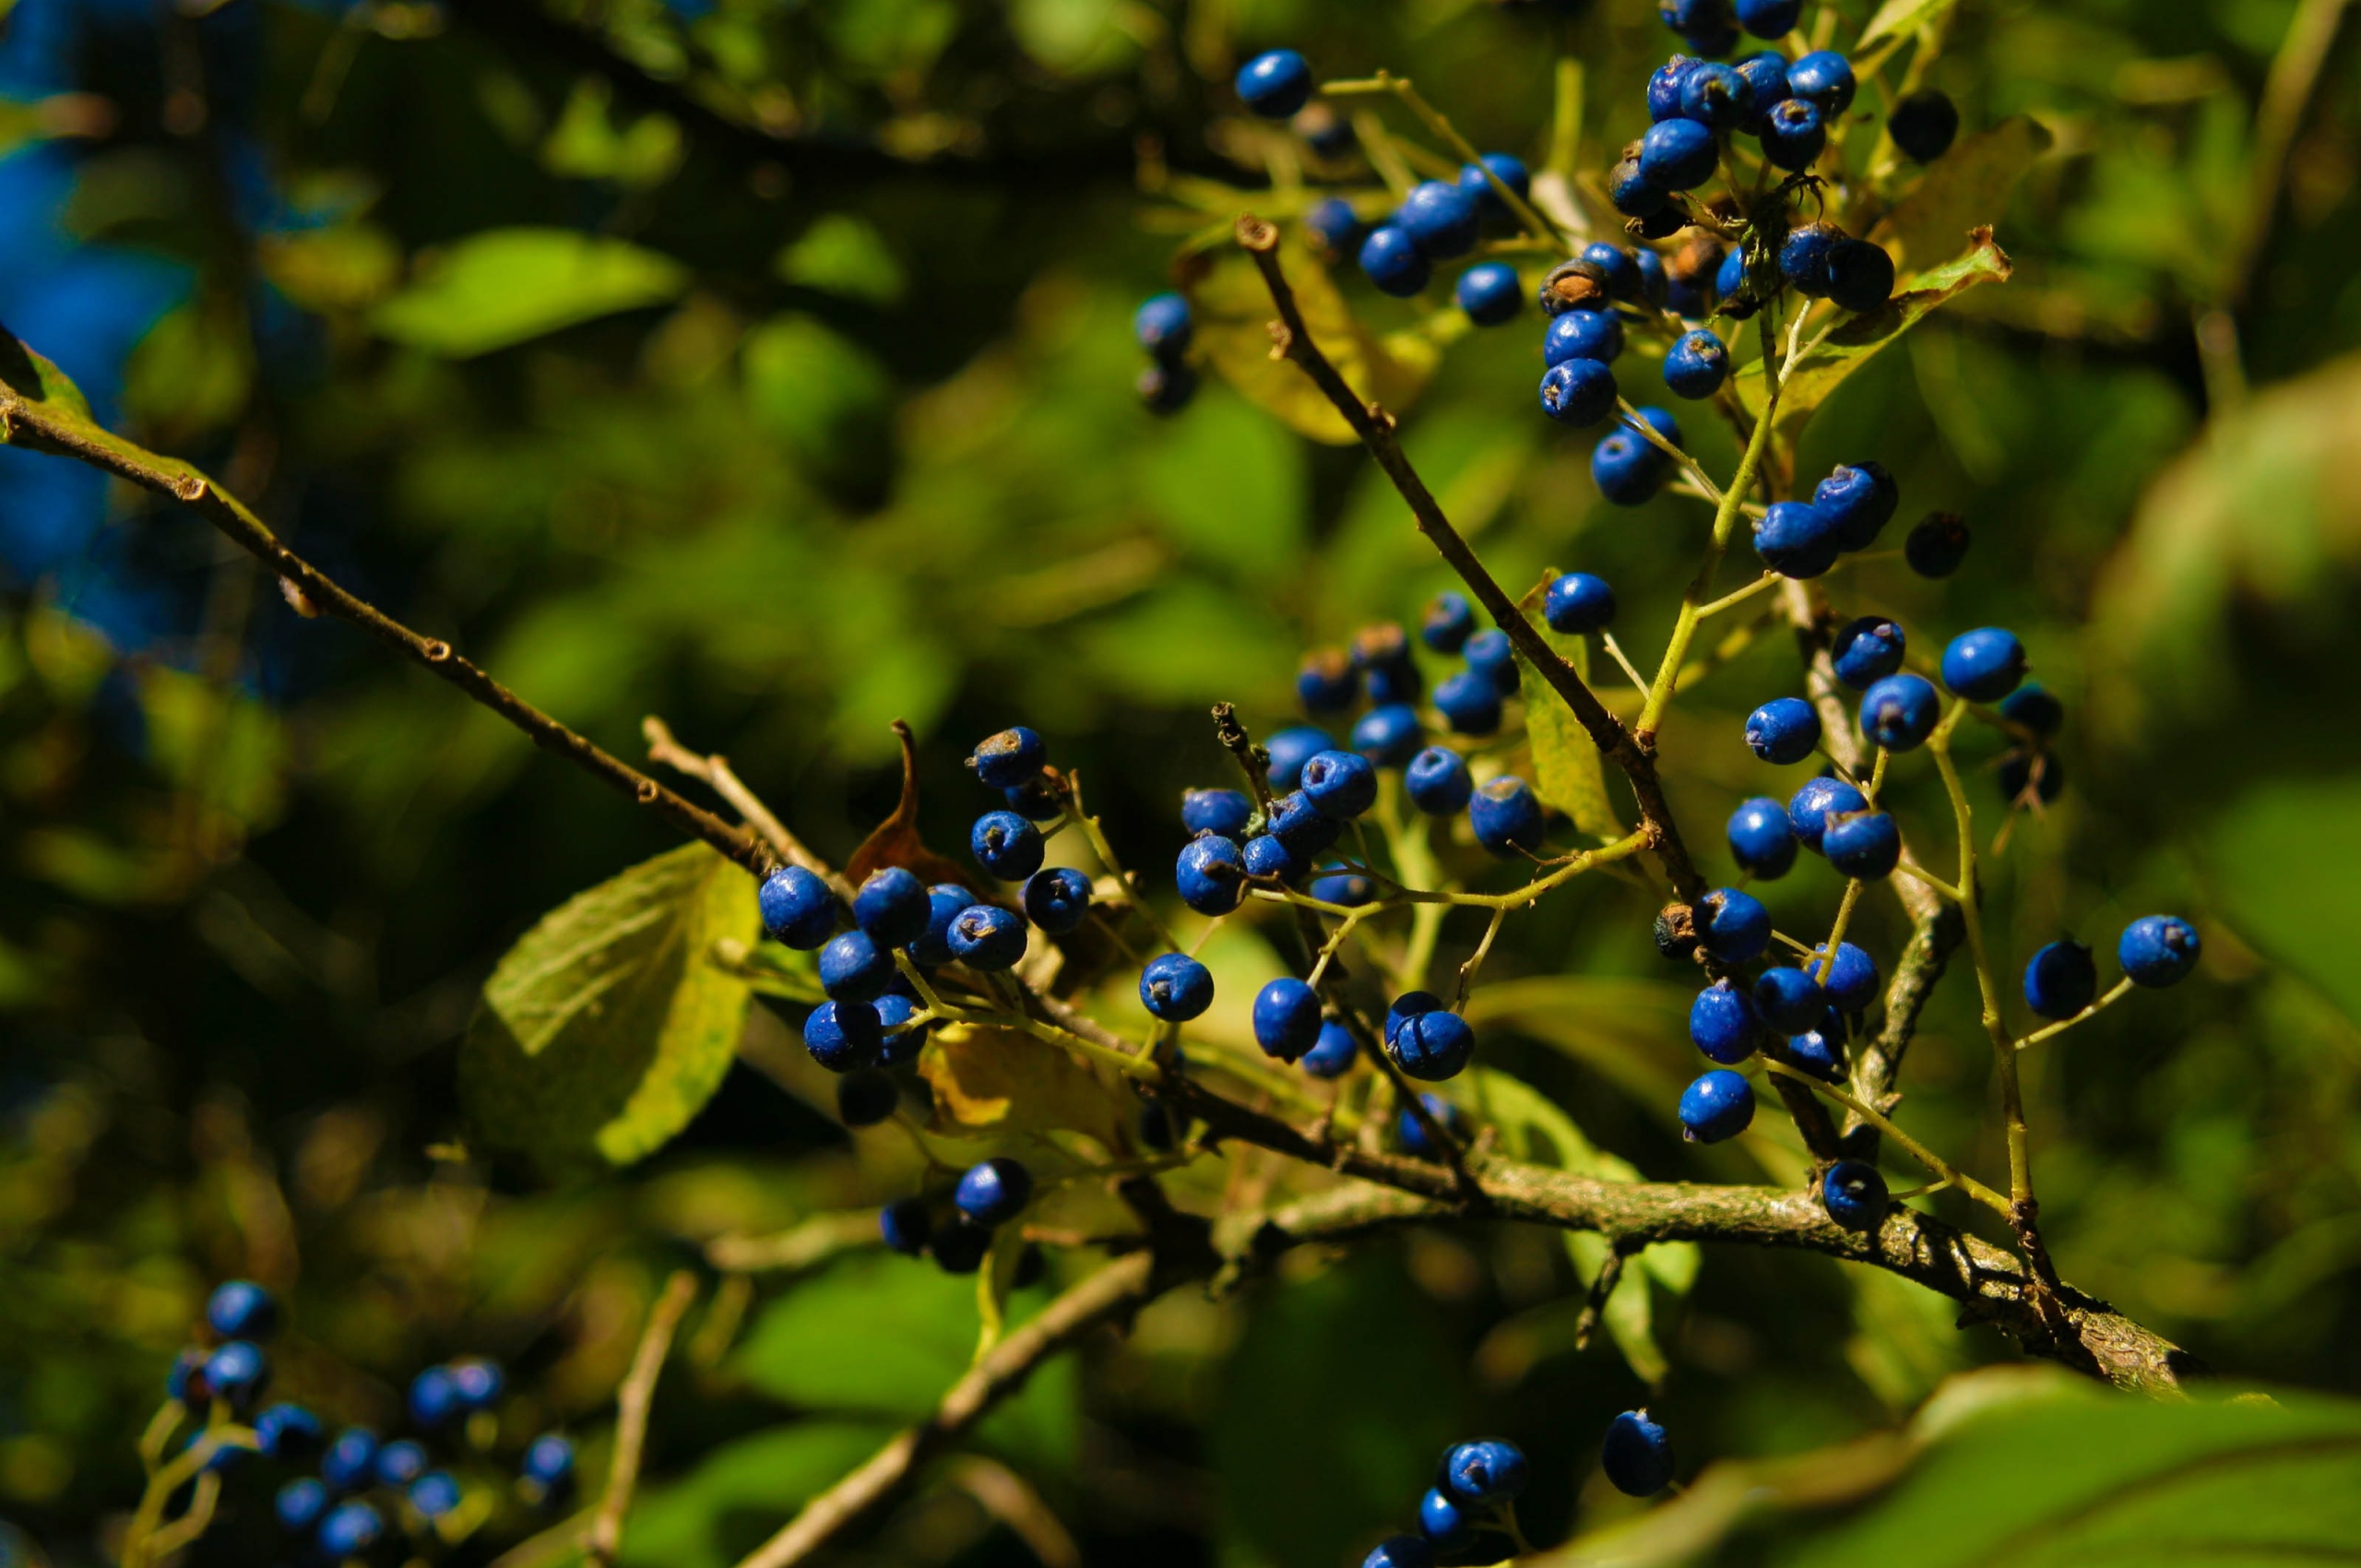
left=1815, top=878, right=1867, bottom=982
left=1761, top=1061, right=2011, bottom=1215
left=2013, top=978, right=2137, bottom=1052
left=585, top=1270, right=700, bottom=1568
left=1321, top=72, right=1568, bottom=247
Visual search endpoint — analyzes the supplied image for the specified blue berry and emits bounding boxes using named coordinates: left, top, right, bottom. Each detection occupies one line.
left=1539, top=357, right=1618, bottom=424
left=1139, top=952, right=1215, bottom=1021
left=1267, top=790, right=1344, bottom=856
left=1181, top=789, right=1252, bottom=838
left=451, top=1357, right=504, bottom=1410
left=879, top=1197, right=931, bottom=1256
left=1603, top=1409, right=1674, bottom=1494
left=1631, top=400, right=1684, bottom=445
left=1788, top=775, right=1869, bottom=852
left=523, top=1433, right=576, bottom=1490
left=1138, top=362, right=1198, bottom=415
left=1906, top=511, right=1970, bottom=577
left=2023, top=939, right=2096, bottom=1019
left=1364, top=1536, right=1436, bottom=1568
left=1860, top=672, right=1940, bottom=752
left=1786, top=1022, right=1846, bottom=1081
left=1404, top=747, right=1475, bottom=815
left=969, top=727, right=1046, bottom=790
left=1633, top=246, right=1671, bottom=306
left=376, top=1438, right=427, bottom=1486
left=1639, top=117, right=1719, bottom=191
left=277, top=1477, right=328, bottom=1533
left=1307, top=196, right=1366, bottom=255
left=1663, top=328, right=1728, bottom=398
left=1999, top=683, right=2065, bottom=739
left=837, top=1068, right=898, bottom=1126
left=1021, top=867, right=1093, bottom=935
left=1824, top=810, right=1903, bottom=878
left=1398, top=1092, right=1469, bottom=1157
left=1647, top=55, right=1703, bottom=121
left=1786, top=49, right=1856, bottom=113
left=1418, top=1486, right=1473, bottom=1550
left=876, top=993, right=929, bottom=1066
left=910, top=884, right=973, bottom=967
left=1761, top=97, right=1825, bottom=170
left=1397, top=180, right=1481, bottom=259
left=1593, top=426, right=1667, bottom=505
left=1678, top=63, right=1752, bottom=129
left=948, top=905, right=1028, bottom=970
left=1302, top=1020, right=1358, bottom=1078
left=318, top=1501, right=385, bottom=1559
left=973, top=810, right=1047, bottom=882
left=1581, top=242, right=1645, bottom=301
left=1727, top=795, right=1797, bottom=878
left=1831, top=615, right=1904, bottom=689
left=203, top=1340, right=269, bottom=1410
left=1301, top=749, right=1379, bottom=818
left=1735, top=0, right=1799, bottom=35
left=1814, top=460, right=1898, bottom=549
left=412, top=1470, right=463, bottom=1518
left=1252, top=978, right=1323, bottom=1062
left=1134, top=292, right=1192, bottom=362
left=1353, top=703, right=1426, bottom=766
left=1442, top=1437, right=1530, bottom=1503
left=1544, top=307, right=1624, bottom=366
left=1311, top=865, right=1380, bottom=907
left=1242, top=832, right=1305, bottom=883
left=1265, top=725, right=1335, bottom=790
left=166, top=1347, right=207, bottom=1402
left=1608, top=156, right=1669, bottom=219
left=1679, top=1068, right=1755, bottom=1142
left=207, top=1279, right=278, bottom=1341
left=1456, top=261, right=1524, bottom=325
left=1469, top=776, right=1544, bottom=856
left=931, top=1218, right=993, bottom=1274
left=1386, top=990, right=1445, bottom=1043
left=1696, top=886, right=1771, bottom=963
left=1754, top=499, right=1843, bottom=577
left=1754, top=966, right=1825, bottom=1032
left=1679, top=20, right=1739, bottom=54
left=955, top=1158, right=1033, bottom=1227
left=1464, top=629, right=1518, bottom=695
left=1815, top=942, right=1880, bottom=1014
left=1544, top=572, right=1617, bottom=634
left=1236, top=49, right=1312, bottom=118
left=819, top=930, right=896, bottom=1001
left=1822, top=1159, right=1887, bottom=1229
left=760, top=865, right=838, bottom=950
left=1459, top=152, right=1532, bottom=211
left=1779, top=220, right=1843, bottom=296
left=1423, top=591, right=1476, bottom=652
left=1825, top=238, right=1895, bottom=313
left=1176, top=835, right=1248, bottom=915
left=2119, top=916, right=2201, bottom=988
left=853, top=868, right=929, bottom=947
left=1003, top=775, right=1063, bottom=822
left=255, top=1403, right=324, bottom=1459
left=1941, top=627, right=2027, bottom=702
left=1890, top=89, right=1960, bottom=161
left=322, top=1427, right=379, bottom=1492
left=1745, top=695, right=1821, bottom=765
left=1659, top=0, right=1727, bottom=39
left=1390, top=1008, right=1477, bottom=1081
left=1733, top=50, right=1789, bottom=111
left=1690, top=978, right=1763, bottom=1063
left=1359, top=225, right=1432, bottom=296
left=1296, top=647, right=1358, bottom=713
left=1434, top=669, right=1503, bottom=735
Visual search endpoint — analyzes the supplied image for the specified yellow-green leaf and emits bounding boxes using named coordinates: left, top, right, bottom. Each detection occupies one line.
left=461, top=843, right=758, bottom=1170
left=1858, top=0, right=1960, bottom=48
left=1874, top=118, right=2054, bottom=284
left=918, top=1023, right=1123, bottom=1150
left=371, top=228, right=688, bottom=357
left=1512, top=572, right=1619, bottom=837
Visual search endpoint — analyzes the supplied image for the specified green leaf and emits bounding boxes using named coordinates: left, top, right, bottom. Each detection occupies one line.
left=2207, top=776, right=2361, bottom=1024
left=1464, top=975, right=1695, bottom=1111
left=1858, top=0, right=1959, bottom=48
left=371, top=229, right=688, bottom=357
left=460, top=843, right=757, bottom=1170
left=1874, top=117, right=2054, bottom=284
left=618, top=1420, right=894, bottom=1568
left=774, top=214, right=907, bottom=305
left=1512, top=573, right=1619, bottom=837
left=1137, top=386, right=1307, bottom=579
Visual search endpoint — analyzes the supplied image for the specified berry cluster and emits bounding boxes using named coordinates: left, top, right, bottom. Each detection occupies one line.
left=1358, top=1436, right=1529, bottom=1567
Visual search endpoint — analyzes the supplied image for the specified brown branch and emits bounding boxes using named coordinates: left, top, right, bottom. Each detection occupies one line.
left=1572, top=1243, right=1631, bottom=1352
left=705, top=1210, right=884, bottom=1274
left=585, top=1270, right=700, bottom=1568
left=1233, top=213, right=1705, bottom=903
left=643, top=716, right=845, bottom=893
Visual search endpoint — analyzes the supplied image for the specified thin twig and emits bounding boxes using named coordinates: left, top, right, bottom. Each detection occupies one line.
left=585, top=1271, right=700, bottom=1568
left=644, top=717, right=837, bottom=889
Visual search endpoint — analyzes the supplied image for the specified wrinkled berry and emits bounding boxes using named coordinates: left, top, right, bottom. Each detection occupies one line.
left=1663, top=328, right=1729, bottom=398
left=1697, top=886, right=1772, bottom=962
left=1831, top=615, right=1904, bottom=690
left=970, top=727, right=1047, bottom=790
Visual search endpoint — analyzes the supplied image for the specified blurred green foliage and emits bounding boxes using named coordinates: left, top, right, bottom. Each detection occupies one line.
left=7, top=0, right=2361, bottom=1562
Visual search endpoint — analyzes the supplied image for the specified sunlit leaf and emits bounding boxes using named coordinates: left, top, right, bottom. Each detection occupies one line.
left=918, top=1023, right=1124, bottom=1149
left=1859, top=0, right=1961, bottom=48
left=1875, top=118, right=2054, bottom=284
left=371, top=229, right=688, bottom=357
left=1513, top=570, right=1619, bottom=837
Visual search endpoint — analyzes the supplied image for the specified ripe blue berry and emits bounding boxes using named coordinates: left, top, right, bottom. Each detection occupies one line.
left=1761, top=96, right=1825, bottom=170
left=376, top=1438, right=427, bottom=1486
left=1745, top=695, right=1821, bottom=765
left=1460, top=152, right=1532, bottom=211
left=879, top=1196, right=931, bottom=1256
left=1390, top=1008, right=1477, bottom=1081
left=207, top=1280, right=278, bottom=1341
left=1788, top=775, right=1868, bottom=852
left=407, top=1364, right=460, bottom=1426
left=1778, top=220, right=1844, bottom=297
left=1464, top=629, right=1518, bottom=695
left=876, top=993, right=929, bottom=1066
left=277, top=1477, right=327, bottom=1533
left=203, top=1340, right=268, bottom=1410
left=1181, top=789, right=1252, bottom=839
left=1264, top=725, right=1335, bottom=790
left=1544, top=307, right=1624, bottom=366
left=318, top=1501, right=385, bottom=1559
left=1754, top=499, right=1843, bottom=577
left=971, top=810, right=1046, bottom=882
left=1235, top=49, right=1312, bottom=118
left=2119, top=916, right=2200, bottom=988
left=909, top=884, right=973, bottom=967
left=1660, top=0, right=1730, bottom=42
left=1860, top=672, right=1940, bottom=752
left=1308, top=866, right=1376, bottom=908
left=1648, top=55, right=1703, bottom=121
left=1353, top=703, right=1426, bottom=766
left=1640, top=116, right=1719, bottom=190
left=1822, top=1159, right=1888, bottom=1229
left=1735, top=0, right=1799, bottom=35
left=1814, top=459, right=1898, bottom=549
left=948, top=905, right=1028, bottom=970
left=931, top=1218, right=992, bottom=1274
left=451, top=1357, right=504, bottom=1410
left=1296, top=647, right=1358, bottom=713
left=1609, top=156, right=1670, bottom=218
left=1176, top=835, right=1248, bottom=915
left=1137, top=362, right=1198, bottom=415
left=1386, top=990, right=1444, bottom=1042
left=1252, top=978, right=1324, bottom=1062
left=1469, top=776, right=1544, bottom=856
left=1423, top=592, right=1476, bottom=652
left=1302, top=1020, right=1358, bottom=1077
left=1696, top=886, right=1771, bottom=962
left=1004, top=775, right=1063, bottom=821
left=1815, top=941, right=1880, bottom=1014
left=1359, top=224, right=1432, bottom=296
left=1941, top=627, right=2027, bottom=702
left=523, top=1433, right=576, bottom=1491
left=1824, top=809, right=1903, bottom=878
left=412, top=1470, right=463, bottom=1518
left=1733, top=50, right=1789, bottom=110
left=1727, top=795, right=1797, bottom=878
left=1679, top=1068, right=1756, bottom=1142
left=1786, top=1020, right=1847, bottom=1081
left=1398, top=180, right=1481, bottom=259
left=255, top=1403, right=323, bottom=1459
left=1139, top=952, right=1215, bottom=1020
left=1825, top=238, right=1896, bottom=313
left=837, top=1067, right=898, bottom=1126
left=1301, top=749, right=1379, bottom=818
left=1831, top=615, right=1904, bottom=689
left=955, top=1158, right=1033, bottom=1227
left=1402, top=747, right=1474, bottom=815
left=1267, top=790, right=1344, bottom=856
left=1581, top=242, right=1645, bottom=300
left=1432, top=669, right=1502, bottom=735
left=1544, top=572, right=1617, bottom=634
left=1754, top=966, right=1825, bottom=1032
left=969, top=727, right=1046, bottom=790
left=1889, top=88, right=1959, bottom=161
left=1398, top=1092, right=1469, bottom=1157
left=2022, top=939, right=2096, bottom=1019
left=1679, top=62, right=1753, bottom=128
left=1593, top=426, right=1668, bottom=505
left=1020, top=867, right=1093, bottom=935
left=1539, top=356, right=1618, bottom=424
left=760, top=865, right=837, bottom=950
left=322, top=1427, right=379, bottom=1492
left=1307, top=196, right=1366, bottom=255
left=1786, top=50, right=1856, bottom=113
left=819, top=930, right=896, bottom=1001
left=1243, top=832, right=1305, bottom=883
left=1690, top=978, right=1763, bottom=1063
left=1603, top=1409, right=1674, bottom=1495
left=854, top=868, right=930, bottom=947
left=1418, top=1487, right=1473, bottom=1550
left=1134, top=292, right=1192, bottom=362
left=1999, top=683, right=2065, bottom=739
left=1442, top=1437, right=1530, bottom=1503
left=1662, top=328, right=1729, bottom=398
left=1456, top=261, right=1523, bottom=325
left=1905, top=510, right=1970, bottom=576
left=1364, top=1536, right=1436, bottom=1568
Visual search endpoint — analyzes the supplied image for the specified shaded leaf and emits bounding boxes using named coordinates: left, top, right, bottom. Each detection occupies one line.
left=1464, top=974, right=1694, bottom=1111
left=1874, top=118, right=2054, bottom=283
left=371, top=228, right=688, bottom=357
left=918, top=1023, right=1124, bottom=1148
left=460, top=843, right=758, bottom=1169
left=1513, top=572, right=1619, bottom=837
left=2206, top=777, right=2361, bottom=1025
left=618, top=1421, right=892, bottom=1568
left=846, top=719, right=976, bottom=890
